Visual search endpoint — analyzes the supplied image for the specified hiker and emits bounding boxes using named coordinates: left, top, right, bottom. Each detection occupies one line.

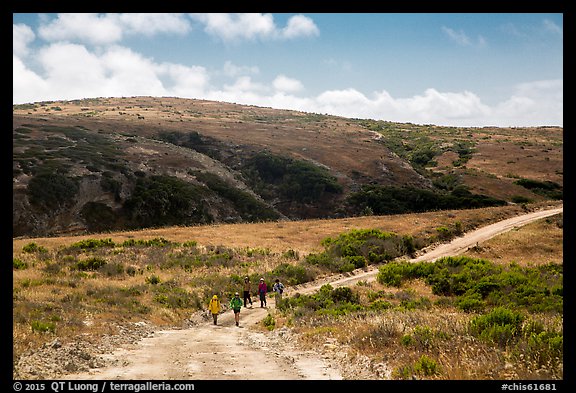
left=230, top=292, right=243, bottom=326
left=272, top=278, right=285, bottom=305
left=208, top=295, right=221, bottom=325
left=258, top=278, right=267, bottom=308
left=243, top=276, right=253, bottom=308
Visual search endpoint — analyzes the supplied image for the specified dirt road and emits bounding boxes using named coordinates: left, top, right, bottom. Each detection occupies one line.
left=62, top=206, right=562, bottom=381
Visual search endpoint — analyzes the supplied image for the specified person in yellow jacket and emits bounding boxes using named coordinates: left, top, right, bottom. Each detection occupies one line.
left=208, top=295, right=221, bottom=325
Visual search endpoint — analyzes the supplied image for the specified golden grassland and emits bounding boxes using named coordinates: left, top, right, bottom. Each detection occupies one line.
left=12, top=201, right=563, bottom=380
left=13, top=201, right=559, bottom=254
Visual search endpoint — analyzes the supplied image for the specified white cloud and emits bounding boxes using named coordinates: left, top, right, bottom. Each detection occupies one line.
left=37, top=13, right=191, bottom=45
left=305, top=88, right=491, bottom=125
left=223, top=76, right=268, bottom=94
left=282, top=15, right=320, bottom=39
left=117, top=13, right=191, bottom=36
left=442, top=26, right=486, bottom=48
left=493, top=79, right=562, bottom=126
left=189, top=13, right=319, bottom=42
left=13, top=55, right=49, bottom=104
left=157, top=63, right=209, bottom=97
left=190, top=13, right=274, bottom=42
left=542, top=19, right=562, bottom=35
left=13, top=23, right=35, bottom=58
left=12, top=42, right=210, bottom=103
left=99, top=46, right=167, bottom=96
left=222, top=61, right=259, bottom=77
left=273, top=75, right=304, bottom=93
left=36, top=43, right=110, bottom=99
left=38, top=14, right=124, bottom=45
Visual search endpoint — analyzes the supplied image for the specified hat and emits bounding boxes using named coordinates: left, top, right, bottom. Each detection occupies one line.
left=245, top=276, right=249, bottom=280
left=212, top=295, right=218, bottom=299
left=260, top=278, right=264, bottom=281
left=235, top=292, right=239, bottom=296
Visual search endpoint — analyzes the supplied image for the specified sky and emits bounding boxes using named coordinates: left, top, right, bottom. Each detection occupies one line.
left=13, top=13, right=563, bottom=127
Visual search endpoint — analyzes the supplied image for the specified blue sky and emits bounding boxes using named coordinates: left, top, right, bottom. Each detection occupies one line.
left=13, top=13, right=563, bottom=127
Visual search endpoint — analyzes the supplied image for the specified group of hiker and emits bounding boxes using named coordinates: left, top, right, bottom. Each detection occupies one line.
left=207, top=276, right=285, bottom=327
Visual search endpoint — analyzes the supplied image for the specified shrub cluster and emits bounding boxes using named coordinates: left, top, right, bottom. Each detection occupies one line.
left=514, top=178, right=563, bottom=200
left=347, top=185, right=506, bottom=216
left=278, top=284, right=361, bottom=317
left=377, top=256, right=563, bottom=313
left=305, top=229, right=419, bottom=273
left=242, top=151, right=342, bottom=204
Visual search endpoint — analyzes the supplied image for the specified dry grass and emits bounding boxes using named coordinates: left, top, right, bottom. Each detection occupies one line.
left=13, top=201, right=560, bottom=254
left=463, top=213, right=563, bottom=266
left=12, top=201, right=563, bottom=379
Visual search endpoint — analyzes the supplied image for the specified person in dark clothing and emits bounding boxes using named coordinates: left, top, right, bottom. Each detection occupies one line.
left=273, top=278, right=285, bottom=305
left=258, top=278, right=267, bottom=308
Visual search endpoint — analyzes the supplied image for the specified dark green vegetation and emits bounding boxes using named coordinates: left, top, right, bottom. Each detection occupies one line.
left=346, top=184, right=506, bottom=216
left=242, top=151, right=343, bottom=204
left=513, top=178, right=563, bottom=200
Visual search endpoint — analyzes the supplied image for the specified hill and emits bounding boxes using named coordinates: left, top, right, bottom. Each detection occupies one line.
left=13, top=96, right=563, bottom=237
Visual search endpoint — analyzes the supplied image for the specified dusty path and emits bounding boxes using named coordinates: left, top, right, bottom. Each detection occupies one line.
left=62, top=206, right=562, bottom=380
left=63, top=299, right=342, bottom=380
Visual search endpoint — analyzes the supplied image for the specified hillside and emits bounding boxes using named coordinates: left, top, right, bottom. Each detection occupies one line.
left=13, top=96, right=563, bottom=237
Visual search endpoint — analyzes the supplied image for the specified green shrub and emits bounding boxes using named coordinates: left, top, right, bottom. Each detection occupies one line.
left=22, top=242, right=48, bottom=253
left=69, top=238, right=116, bottom=250
left=80, top=202, right=118, bottom=232
left=347, top=184, right=506, bottom=216
left=242, top=151, right=342, bottom=204
left=263, top=313, right=276, bottom=330
left=31, top=320, right=56, bottom=334
left=318, top=229, right=417, bottom=272
left=124, top=175, right=213, bottom=228
left=514, top=178, right=562, bottom=200
left=13, top=258, right=28, bottom=270
left=146, top=275, right=161, bottom=285
left=369, top=299, right=393, bottom=311
left=413, top=355, right=440, bottom=376
left=27, top=172, right=79, bottom=210
left=153, top=285, right=197, bottom=309
left=75, top=257, right=107, bottom=271
left=469, top=307, right=524, bottom=347
left=377, top=262, right=413, bottom=287
left=519, top=331, right=563, bottom=369
left=456, top=293, right=486, bottom=313
left=272, top=263, right=314, bottom=285
left=331, top=287, right=359, bottom=303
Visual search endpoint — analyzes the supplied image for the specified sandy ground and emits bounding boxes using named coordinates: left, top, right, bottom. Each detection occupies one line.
left=60, top=206, right=562, bottom=381
left=62, top=298, right=342, bottom=380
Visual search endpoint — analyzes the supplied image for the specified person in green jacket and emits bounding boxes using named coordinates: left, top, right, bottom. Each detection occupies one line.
left=230, top=292, right=243, bottom=327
